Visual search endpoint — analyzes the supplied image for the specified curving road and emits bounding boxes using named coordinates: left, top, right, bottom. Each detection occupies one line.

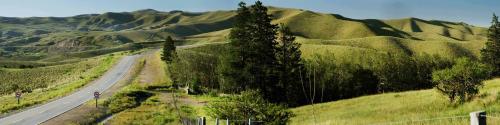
left=0, top=55, right=138, bottom=125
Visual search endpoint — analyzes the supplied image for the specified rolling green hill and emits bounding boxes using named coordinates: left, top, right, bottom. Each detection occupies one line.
left=0, top=7, right=488, bottom=63
left=290, top=78, right=500, bottom=125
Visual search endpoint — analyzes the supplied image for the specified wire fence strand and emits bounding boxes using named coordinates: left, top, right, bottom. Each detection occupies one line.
left=369, top=115, right=469, bottom=125
left=481, top=114, right=500, bottom=119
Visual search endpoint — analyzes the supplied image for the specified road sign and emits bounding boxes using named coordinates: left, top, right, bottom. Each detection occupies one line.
left=94, top=91, right=100, bottom=99
left=15, top=91, right=22, bottom=104
left=15, top=92, right=22, bottom=98
left=94, top=91, right=100, bottom=108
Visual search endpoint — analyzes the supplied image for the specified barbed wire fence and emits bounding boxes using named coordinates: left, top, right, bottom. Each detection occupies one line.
left=369, top=115, right=469, bottom=125
left=182, top=116, right=266, bottom=125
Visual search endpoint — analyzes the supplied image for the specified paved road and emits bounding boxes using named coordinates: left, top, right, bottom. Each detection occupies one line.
left=0, top=55, right=138, bottom=125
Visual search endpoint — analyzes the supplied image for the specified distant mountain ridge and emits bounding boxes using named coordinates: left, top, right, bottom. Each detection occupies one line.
left=0, top=7, right=487, bottom=50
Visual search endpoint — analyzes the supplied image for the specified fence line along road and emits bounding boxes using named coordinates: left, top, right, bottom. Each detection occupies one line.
left=369, top=115, right=470, bottom=125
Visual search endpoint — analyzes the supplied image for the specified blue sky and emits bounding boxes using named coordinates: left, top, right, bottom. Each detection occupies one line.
left=0, top=0, right=499, bottom=27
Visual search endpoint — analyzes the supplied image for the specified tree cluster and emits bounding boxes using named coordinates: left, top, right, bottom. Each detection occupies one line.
left=221, top=1, right=303, bottom=104
left=481, top=14, right=500, bottom=76
left=432, top=58, right=492, bottom=103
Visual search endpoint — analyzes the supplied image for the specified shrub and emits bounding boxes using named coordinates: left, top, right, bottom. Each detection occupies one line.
left=104, top=90, right=153, bottom=113
left=432, top=58, right=492, bottom=103
left=205, top=90, right=294, bottom=125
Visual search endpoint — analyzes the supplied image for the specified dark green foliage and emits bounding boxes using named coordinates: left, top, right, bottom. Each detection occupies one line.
left=103, top=90, right=153, bottom=113
left=432, top=58, right=492, bottom=103
left=299, top=52, right=452, bottom=104
left=205, top=90, right=294, bottom=125
left=223, top=1, right=280, bottom=100
left=161, top=36, right=177, bottom=63
left=373, top=53, right=419, bottom=92
left=372, top=53, right=452, bottom=92
left=302, top=54, right=380, bottom=103
left=168, top=49, right=220, bottom=92
left=275, top=24, right=304, bottom=105
left=481, top=14, right=500, bottom=76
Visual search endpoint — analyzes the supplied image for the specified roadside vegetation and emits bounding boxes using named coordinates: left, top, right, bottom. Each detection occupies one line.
left=0, top=52, right=124, bottom=114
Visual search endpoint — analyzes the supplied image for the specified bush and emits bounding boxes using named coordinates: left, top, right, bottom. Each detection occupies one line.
left=104, top=90, right=153, bottom=113
left=432, top=58, right=492, bottom=103
left=205, top=90, right=294, bottom=125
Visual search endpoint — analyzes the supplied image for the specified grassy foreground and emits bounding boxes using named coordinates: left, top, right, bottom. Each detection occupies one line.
left=290, top=78, right=500, bottom=125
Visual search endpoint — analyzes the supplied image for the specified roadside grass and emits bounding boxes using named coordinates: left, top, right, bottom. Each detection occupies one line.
left=0, top=52, right=125, bottom=115
left=290, top=78, right=500, bottom=125
left=105, top=95, right=182, bottom=125
left=138, top=50, right=171, bottom=88
left=72, top=50, right=185, bottom=125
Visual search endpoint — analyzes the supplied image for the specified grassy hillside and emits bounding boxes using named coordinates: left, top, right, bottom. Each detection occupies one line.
left=290, top=78, right=500, bottom=125
left=0, top=7, right=487, bottom=59
left=298, top=36, right=484, bottom=59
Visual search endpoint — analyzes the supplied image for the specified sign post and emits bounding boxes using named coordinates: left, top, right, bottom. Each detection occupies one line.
left=15, top=91, right=22, bottom=104
left=94, top=91, right=100, bottom=108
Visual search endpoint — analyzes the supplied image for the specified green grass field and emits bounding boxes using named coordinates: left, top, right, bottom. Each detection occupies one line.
left=290, top=78, right=500, bottom=125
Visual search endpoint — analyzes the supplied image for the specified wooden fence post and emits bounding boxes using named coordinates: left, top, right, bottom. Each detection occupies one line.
left=226, top=119, right=230, bottom=125
left=202, top=117, right=206, bottom=125
left=215, top=118, right=219, bottom=125
left=470, top=111, right=486, bottom=125
left=198, top=117, right=201, bottom=125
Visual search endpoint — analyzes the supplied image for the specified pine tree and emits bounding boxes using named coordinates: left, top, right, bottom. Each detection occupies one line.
left=276, top=23, right=303, bottom=105
left=221, top=2, right=252, bottom=92
left=224, top=1, right=279, bottom=99
left=246, top=1, right=279, bottom=97
left=481, top=14, right=500, bottom=76
left=161, top=36, right=176, bottom=63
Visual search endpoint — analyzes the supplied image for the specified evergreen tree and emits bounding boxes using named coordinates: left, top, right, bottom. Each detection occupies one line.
left=481, top=14, right=500, bottom=76
left=221, top=2, right=252, bottom=92
left=224, top=1, right=279, bottom=100
left=276, top=23, right=303, bottom=105
left=161, top=36, right=176, bottom=63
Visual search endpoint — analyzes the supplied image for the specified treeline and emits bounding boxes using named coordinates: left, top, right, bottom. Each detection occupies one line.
left=168, top=45, right=454, bottom=104
left=299, top=52, right=453, bottom=104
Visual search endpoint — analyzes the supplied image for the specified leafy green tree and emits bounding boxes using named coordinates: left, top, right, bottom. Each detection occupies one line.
left=432, top=58, right=492, bottom=103
left=161, top=36, right=176, bottom=63
left=481, top=14, right=500, bottom=76
left=206, top=90, right=294, bottom=125
left=275, top=23, right=304, bottom=105
left=373, top=53, right=419, bottom=92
